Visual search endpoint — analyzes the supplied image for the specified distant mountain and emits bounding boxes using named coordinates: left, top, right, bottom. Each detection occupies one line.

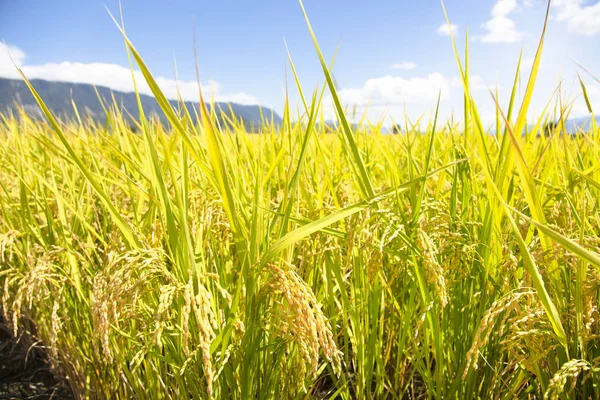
left=0, top=77, right=282, bottom=130
left=321, top=121, right=364, bottom=132
left=563, top=115, right=600, bottom=132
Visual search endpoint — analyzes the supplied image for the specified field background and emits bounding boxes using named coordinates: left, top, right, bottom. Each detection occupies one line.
left=2, top=3, right=600, bottom=399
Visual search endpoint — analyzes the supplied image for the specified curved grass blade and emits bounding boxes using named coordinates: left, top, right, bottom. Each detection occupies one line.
left=510, top=206, right=600, bottom=269
left=260, top=159, right=464, bottom=267
left=577, top=73, right=593, bottom=114
left=298, top=0, right=375, bottom=199
left=475, top=138, right=569, bottom=355
left=14, top=69, right=141, bottom=249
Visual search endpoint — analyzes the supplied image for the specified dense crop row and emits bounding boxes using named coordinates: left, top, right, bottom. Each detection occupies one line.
left=1, top=2, right=600, bottom=398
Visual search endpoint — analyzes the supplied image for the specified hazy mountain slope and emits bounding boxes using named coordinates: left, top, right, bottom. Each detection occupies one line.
left=0, top=77, right=282, bottom=129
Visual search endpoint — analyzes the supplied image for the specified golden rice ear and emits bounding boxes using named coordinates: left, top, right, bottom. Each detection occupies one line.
left=263, top=262, right=341, bottom=379
left=545, top=360, right=592, bottom=400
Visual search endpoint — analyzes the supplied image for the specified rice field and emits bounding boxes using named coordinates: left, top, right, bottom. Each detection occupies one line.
left=2, top=2, right=600, bottom=399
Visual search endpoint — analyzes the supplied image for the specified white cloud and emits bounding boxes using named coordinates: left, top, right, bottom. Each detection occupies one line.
left=0, top=43, right=25, bottom=78
left=321, top=72, right=507, bottom=127
left=0, top=43, right=259, bottom=105
left=450, top=75, right=499, bottom=92
left=523, top=56, right=535, bottom=69
left=553, top=0, right=600, bottom=36
left=479, top=0, right=523, bottom=43
left=522, top=54, right=547, bottom=71
left=322, top=73, right=452, bottom=123
left=334, top=73, right=451, bottom=108
left=492, top=0, right=518, bottom=15
left=437, top=23, right=458, bottom=36
left=584, top=84, right=600, bottom=97
left=471, top=76, right=501, bottom=91
left=390, top=62, right=417, bottom=70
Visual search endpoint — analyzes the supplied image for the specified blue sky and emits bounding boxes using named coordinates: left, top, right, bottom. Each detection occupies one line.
left=1, top=0, right=599, bottom=126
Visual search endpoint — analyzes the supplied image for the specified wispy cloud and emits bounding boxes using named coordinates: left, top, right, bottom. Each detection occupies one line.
left=479, top=0, right=522, bottom=43
left=390, top=62, right=417, bottom=70
left=437, top=23, right=458, bottom=36
left=0, top=43, right=260, bottom=105
left=553, top=0, right=600, bottom=36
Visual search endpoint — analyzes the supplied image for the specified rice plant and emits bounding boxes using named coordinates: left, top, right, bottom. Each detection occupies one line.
left=1, top=1, right=600, bottom=398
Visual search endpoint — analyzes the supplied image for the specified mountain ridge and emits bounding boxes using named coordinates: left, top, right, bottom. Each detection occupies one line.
left=1, top=77, right=596, bottom=134
left=0, top=77, right=282, bottom=129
